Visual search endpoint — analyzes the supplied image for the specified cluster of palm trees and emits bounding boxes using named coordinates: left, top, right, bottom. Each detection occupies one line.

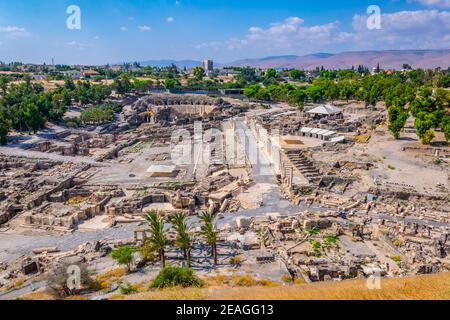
left=145, top=210, right=218, bottom=268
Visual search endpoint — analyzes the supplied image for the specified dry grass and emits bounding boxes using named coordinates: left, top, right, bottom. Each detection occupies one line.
left=66, top=295, right=89, bottom=300
left=21, top=291, right=56, bottom=300
left=257, top=279, right=280, bottom=287
left=95, top=268, right=128, bottom=291
left=209, top=273, right=450, bottom=300
left=120, top=287, right=206, bottom=300
left=122, top=272, right=450, bottom=301
left=232, top=275, right=256, bottom=287
left=13, top=278, right=25, bottom=289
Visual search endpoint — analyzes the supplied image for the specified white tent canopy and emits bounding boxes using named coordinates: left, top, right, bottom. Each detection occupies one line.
left=306, top=105, right=342, bottom=115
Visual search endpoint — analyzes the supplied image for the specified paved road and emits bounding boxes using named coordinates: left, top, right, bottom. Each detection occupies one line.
left=219, top=118, right=300, bottom=227
left=0, top=146, right=107, bottom=166
left=0, top=223, right=139, bottom=264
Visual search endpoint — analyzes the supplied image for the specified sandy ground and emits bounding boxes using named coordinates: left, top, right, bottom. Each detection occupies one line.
left=359, top=126, right=448, bottom=194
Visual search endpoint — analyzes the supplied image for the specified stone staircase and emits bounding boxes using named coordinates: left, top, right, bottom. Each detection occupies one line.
left=283, top=149, right=321, bottom=184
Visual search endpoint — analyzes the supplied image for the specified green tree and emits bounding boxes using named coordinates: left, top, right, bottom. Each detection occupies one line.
left=415, top=114, right=436, bottom=144
left=164, top=78, right=180, bottom=90
left=244, top=84, right=270, bottom=101
left=0, top=76, right=10, bottom=96
left=388, top=105, right=408, bottom=139
left=170, top=213, right=193, bottom=268
left=289, top=69, right=305, bottom=81
left=325, top=81, right=339, bottom=103
left=111, top=246, right=135, bottom=273
left=199, top=212, right=218, bottom=265
left=412, top=87, right=444, bottom=144
left=338, top=80, right=357, bottom=102
left=237, top=67, right=258, bottom=83
left=305, top=85, right=324, bottom=103
left=265, top=68, right=277, bottom=79
left=23, top=100, right=45, bottom=134
left=441, top=115, right=450, bottom=142
left=193, top=66, right=206, bottom=81
left=146, top=211, right=167, bottom=267
left=0, top=111, right=11, bottom=145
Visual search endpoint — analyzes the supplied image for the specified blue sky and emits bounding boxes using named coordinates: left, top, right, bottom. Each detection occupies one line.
left=0, top=0, right=449, bottom=64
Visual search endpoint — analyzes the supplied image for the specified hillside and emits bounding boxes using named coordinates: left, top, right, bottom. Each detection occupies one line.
left=227, top=50, right=450, bottom=70
left=114, top=272, right=450, bottom=301
left=136, top=50, right=450, bottom=70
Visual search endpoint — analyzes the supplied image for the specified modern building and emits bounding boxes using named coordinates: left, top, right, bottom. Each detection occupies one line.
left=63, top=70, right=82, bottom=80
left=202, top=59, right=213, bottom=72
left=82, top=69, right=100, bottom=78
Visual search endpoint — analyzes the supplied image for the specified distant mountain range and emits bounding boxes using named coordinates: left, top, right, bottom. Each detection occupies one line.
left=136, top=49, right=450, bottom=70
left=139, top=59, right=202, bottom=69
left=227, top=50, right=450, bottom=70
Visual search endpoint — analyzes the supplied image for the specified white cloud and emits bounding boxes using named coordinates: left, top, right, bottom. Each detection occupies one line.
left=167, top=17, right=175, bottom=23
left=138, top=25, right=151, bottom=32
left=120, top=26, right=127, bottom=31
left=0, top=26, right=30, bottom=38
left=351, top=10, right=450, bottom=50
left=64, top=41, right=86, bottom=50
left=197, top=16, right=349, bottom=52
left=411, top=0, right=450, bottom=7
left=196, top=10, right=450, bottom=54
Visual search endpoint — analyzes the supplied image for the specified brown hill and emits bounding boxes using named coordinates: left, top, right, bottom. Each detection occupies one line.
left=228, top=50, right=450, bottom=70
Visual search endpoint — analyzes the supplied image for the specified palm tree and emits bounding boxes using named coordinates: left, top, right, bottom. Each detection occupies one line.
left=171, top=213, right=193, bottom=268
left=145, top=210, right=167, bottom=267
left=199, top=212, right=218, bottom=265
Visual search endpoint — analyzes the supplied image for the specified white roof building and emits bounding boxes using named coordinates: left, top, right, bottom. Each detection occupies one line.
left=306, top=105, right=342, bottom=116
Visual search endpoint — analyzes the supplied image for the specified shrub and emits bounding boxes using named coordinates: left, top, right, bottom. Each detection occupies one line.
left=149, top=266, right=203, bottom=289
left=258, top=279, right=279, bottom=287
left=305, top=228, right=320, bottom=236
left=111, top=246, right=135, bottom=272
left=14, top=278, right=25, bottom=289
left=139, top=241, right=156, bottom=265
left=323, top=234, right=339, bottom=247
left=387, top=165, right=396, bottom=170
left=119, top=282, right=138, bottom=295
left=229, top=256, right=242, bottom=266
left=390, top=256, right=402, bottom=263
left=205, top=274, right=226, bottom=286
left=48, top=262, right=100, bottom=298
left=96, top=268, right=128, bottom=291
left=80, top=104, right=119, bottom=124
left=309, top=240, right=322, bottom=257
left=421, top=130, right=435, bottom=145
left=232, top=275, right=256, bottom=287
left=64, top=117, right=81, bottom=128
left=281, top=275, right=292, bottom=283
